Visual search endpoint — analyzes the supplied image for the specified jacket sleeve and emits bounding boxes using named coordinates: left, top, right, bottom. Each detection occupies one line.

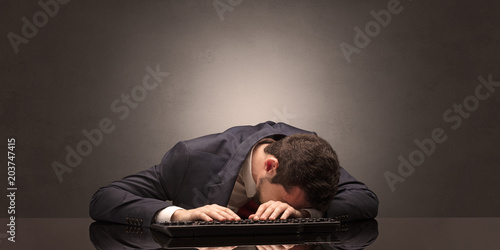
left=89, top=141, right=189, bottom=226
left=326, top=167, right=379, bottom=221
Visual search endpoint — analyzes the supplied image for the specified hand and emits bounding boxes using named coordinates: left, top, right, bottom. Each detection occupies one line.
left=249, top=201, right=308, bottom=220
left=256, top=245, right=296, bottom=250
left=171, top=204, right=241, bottom=222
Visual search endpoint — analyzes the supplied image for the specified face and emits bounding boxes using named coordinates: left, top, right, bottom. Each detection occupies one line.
left=254, top=177, right=311, bottom=210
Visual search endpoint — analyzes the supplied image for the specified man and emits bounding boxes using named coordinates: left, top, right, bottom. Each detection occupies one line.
left=89, top=121, right=378, bottom=226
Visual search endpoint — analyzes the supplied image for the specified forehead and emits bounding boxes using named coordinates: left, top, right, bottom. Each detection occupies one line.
left=283, top=186, right=311, bottom=209
left=260, top=179, right=311, bottom=209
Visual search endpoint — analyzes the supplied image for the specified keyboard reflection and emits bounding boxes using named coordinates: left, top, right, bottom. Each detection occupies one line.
left=89, top=219, right=378, bottom=249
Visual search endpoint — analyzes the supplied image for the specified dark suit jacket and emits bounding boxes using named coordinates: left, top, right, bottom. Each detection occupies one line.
left=89, top=121, right=378, bottom=226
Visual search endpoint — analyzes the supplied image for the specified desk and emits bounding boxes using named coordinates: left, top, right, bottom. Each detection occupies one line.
left=0, top=218, right=498, bottom=249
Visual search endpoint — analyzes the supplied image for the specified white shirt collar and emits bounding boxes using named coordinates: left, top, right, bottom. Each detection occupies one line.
left=241, top=138, right=275, bottom=197
left=227, top=138, right=275, bottom=212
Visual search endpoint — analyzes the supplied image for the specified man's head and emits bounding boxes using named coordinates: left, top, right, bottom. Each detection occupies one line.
left=254, top=134, right=340, bottom=212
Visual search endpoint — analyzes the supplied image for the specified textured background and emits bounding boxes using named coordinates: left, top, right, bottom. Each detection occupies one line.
left=1, top=0, right=499, bottom=219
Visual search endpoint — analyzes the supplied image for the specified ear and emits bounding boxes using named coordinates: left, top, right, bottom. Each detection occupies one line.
left=264, top=157, right=279, bottom=173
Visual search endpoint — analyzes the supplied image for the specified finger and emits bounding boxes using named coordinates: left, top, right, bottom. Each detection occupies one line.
left=268, top=204, right=289, bottom=220
left=255, top=201, right=281, bottom=220
left=195, top=211, right=215, bottom=221
left=221, top=207, right=241, bottom=220
left=195, top=206, right=225, bottom=221
left=204, top=209, right=234, bottom=221
left=256, top=245, right=273, bottom=250
left=215, top=207, right=241, bottom=221
left=260, top=203, right=282, bottom=220
left=252, top=202, right=271, bottom=220
left=269, top=245, right=283, bottom=250
left=211, top=205, right=241, bottom=220
left=279, top=206, right=297, bottom=220
left=203, top=205, right=241, bottom=221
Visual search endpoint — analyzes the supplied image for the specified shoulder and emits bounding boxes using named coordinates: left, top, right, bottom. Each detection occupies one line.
left=176, top=121, right=316, bottom=159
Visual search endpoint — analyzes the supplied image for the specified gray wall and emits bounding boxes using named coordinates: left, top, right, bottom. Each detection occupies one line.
left=1, top=0, right=499, bottom=218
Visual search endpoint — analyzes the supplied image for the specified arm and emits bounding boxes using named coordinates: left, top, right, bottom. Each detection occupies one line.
left=89, top=141, right=190, bottom=226
left=89, top=141, right=240, bottom=225
left=326, top=167, right=379, bottom=221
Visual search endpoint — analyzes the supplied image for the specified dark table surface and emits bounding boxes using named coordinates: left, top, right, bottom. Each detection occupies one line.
left=0, top=217, right=499, bottom=249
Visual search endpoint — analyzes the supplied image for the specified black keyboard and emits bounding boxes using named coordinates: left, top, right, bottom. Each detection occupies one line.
left=151, top=218, right=340, bottom=237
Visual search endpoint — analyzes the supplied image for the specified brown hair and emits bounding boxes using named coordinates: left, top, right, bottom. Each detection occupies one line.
left=264, top=134, right=340, bottom=211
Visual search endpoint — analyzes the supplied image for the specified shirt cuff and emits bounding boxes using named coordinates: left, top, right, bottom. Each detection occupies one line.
left=155, top=206, right=184, bottom=223
left=301, top=208, right=323, bottom=218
